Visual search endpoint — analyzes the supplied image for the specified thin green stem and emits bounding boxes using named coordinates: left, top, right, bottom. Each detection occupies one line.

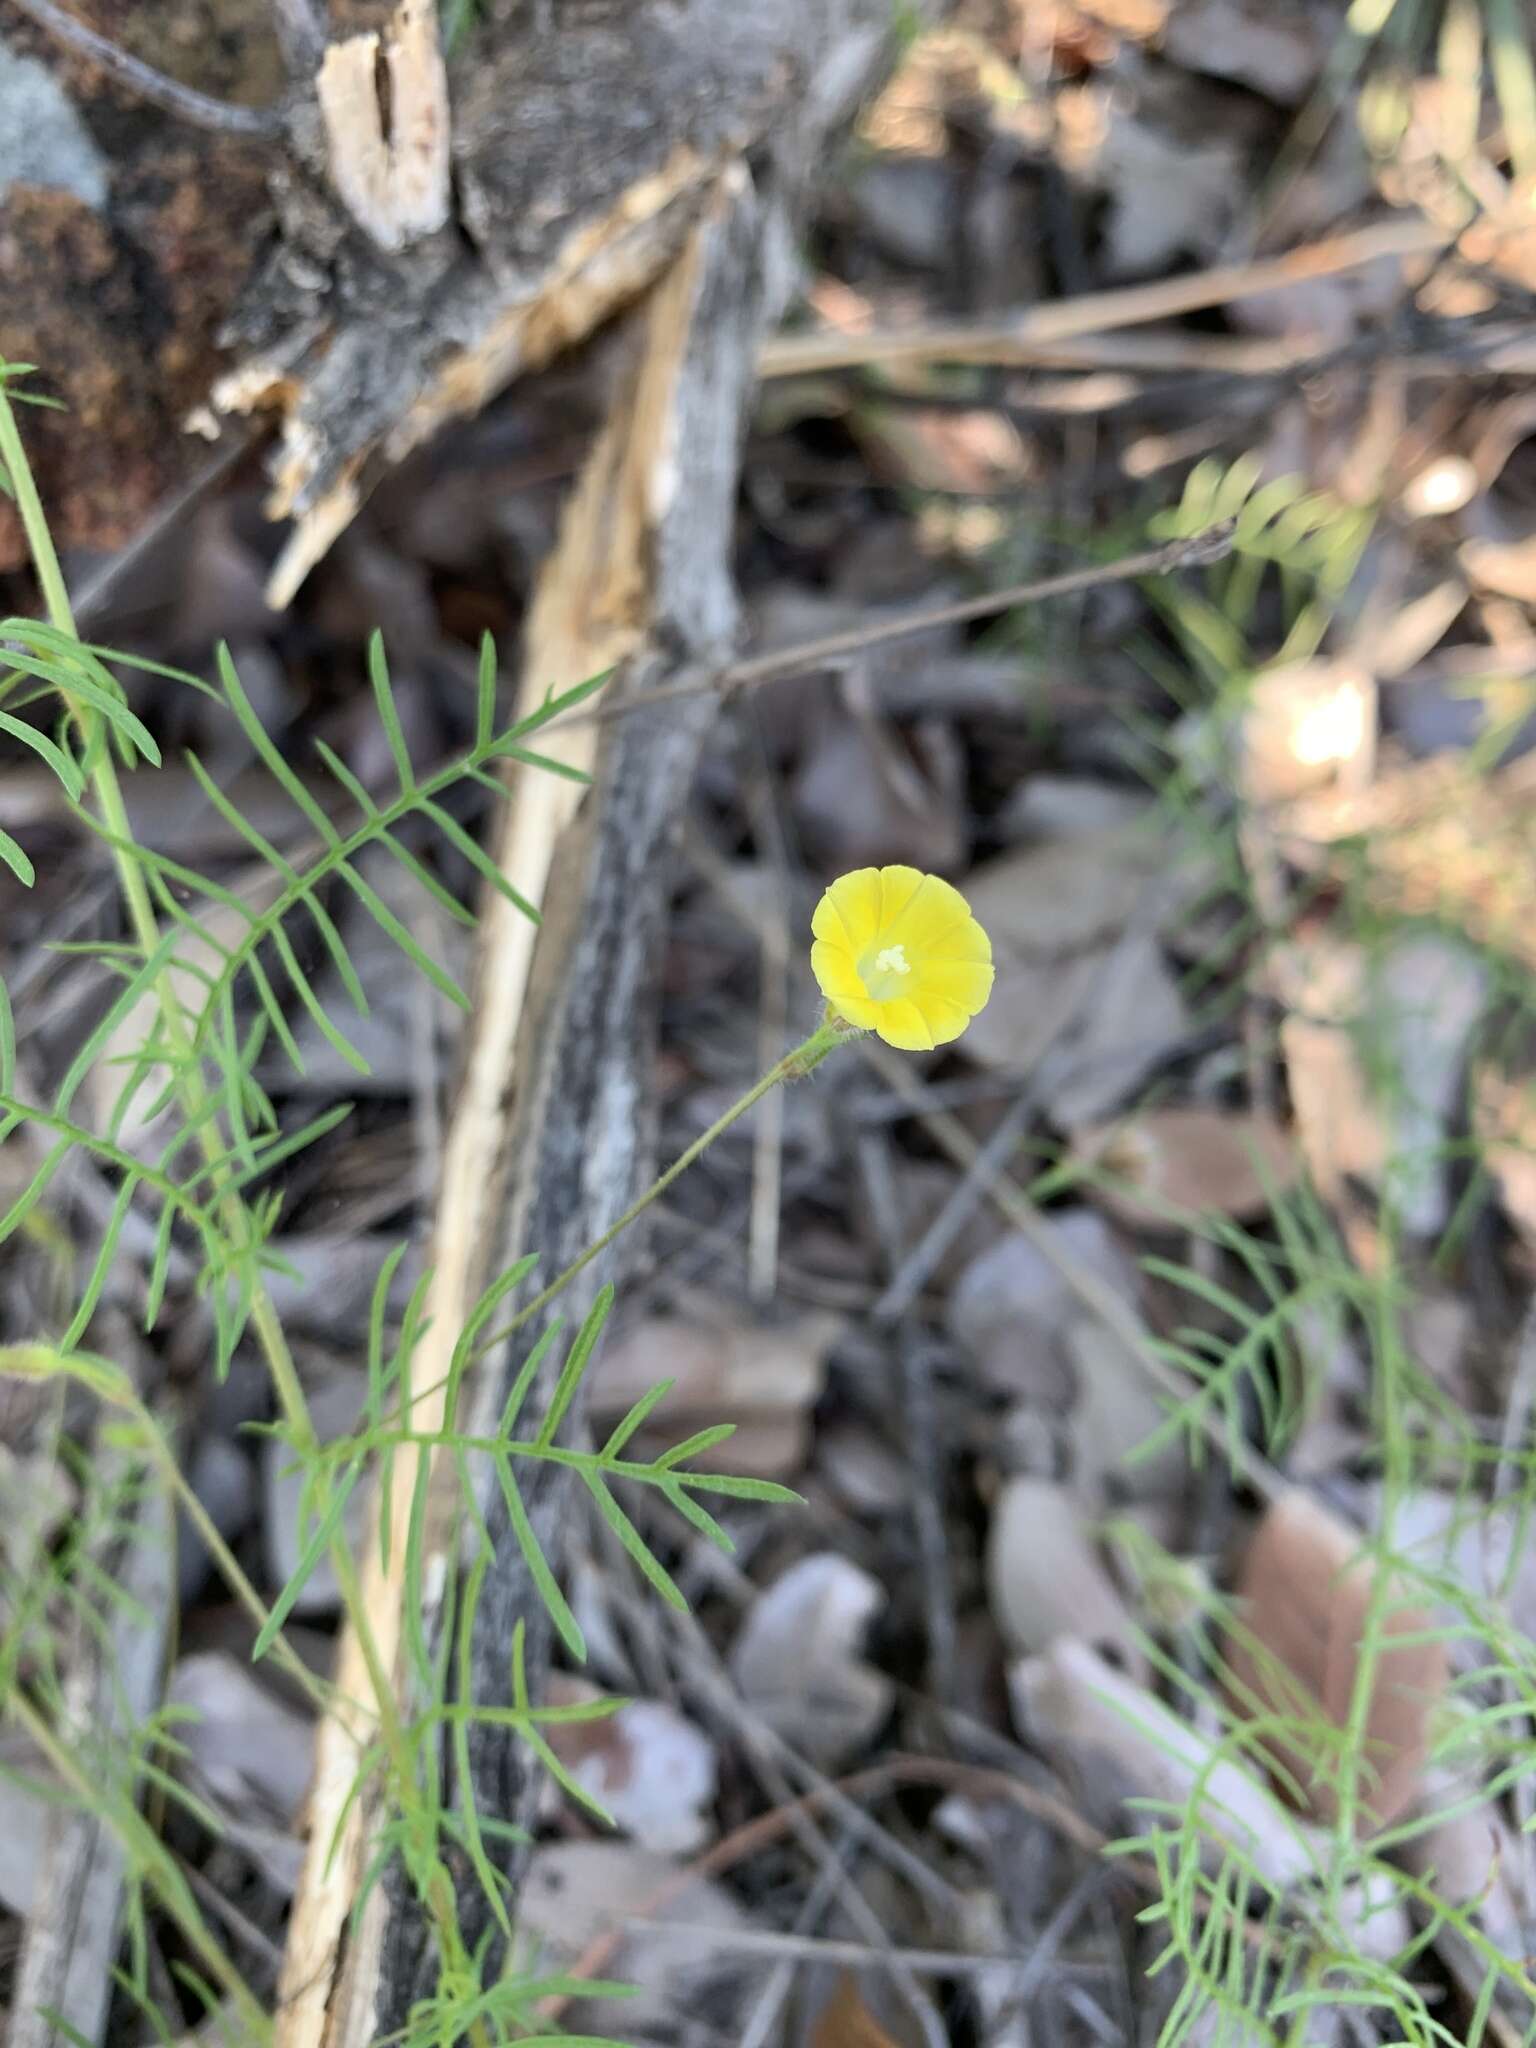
left=7, top=1687, right=271, bottom=2043
left=0, top=385, right=315, bottom=1454
left=481, top=1020, right=847, bottom=1363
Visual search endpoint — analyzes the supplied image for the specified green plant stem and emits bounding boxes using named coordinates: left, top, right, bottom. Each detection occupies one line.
left=7, top=1685, right=271, bottom=2043
left=481, top=1019, right=848, bottom=1364
left=0, top=388, right=316, bottom=1456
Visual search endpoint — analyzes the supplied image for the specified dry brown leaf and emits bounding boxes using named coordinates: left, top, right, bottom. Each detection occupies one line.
left=591, top=1308, right=840, bottom=1479
left=1070, top=1108, right=1297, bottom=1227
left=959, top=826, right=1199, bottom=1115
left=1224, top=1488, right=1447, bottom=1832
left=812, top=1973, right=903, bottom=2048
left=851, top=405, right=1032, bottom=495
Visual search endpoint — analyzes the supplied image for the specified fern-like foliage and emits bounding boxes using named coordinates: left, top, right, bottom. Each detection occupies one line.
left=1145, top=453, right=1375, bottom=683
left=0, top=630, right=603, bottom=1371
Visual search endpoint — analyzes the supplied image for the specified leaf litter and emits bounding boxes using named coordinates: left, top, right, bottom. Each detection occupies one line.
left=5, top=0, right=1536, bottom=2041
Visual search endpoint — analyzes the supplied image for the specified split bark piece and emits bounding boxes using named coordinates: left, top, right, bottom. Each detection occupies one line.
left=275, top=2, right=897, bottom=2030
left=220, top=0, right=892, bottom=605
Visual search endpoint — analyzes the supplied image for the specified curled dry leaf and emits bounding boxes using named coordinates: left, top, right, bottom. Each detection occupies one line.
left=1070, top=1107, right=1298, bottom=1228
left=1401, top=1772, right=1530, bottom=1961
left=518, top=1841, right=767, bottom=2045
left=1223, top=1487, right=1447, bottom=1832
left=1012, top=1637, right=1320, bottom=1891
left=542, top=1675, right=719, bottom=1856
left=728, top=1552, right=893, bottom=1767
left=986, top=1476, right=1146, bottom=1677
left=591, top=1308, right=840, bottom=1480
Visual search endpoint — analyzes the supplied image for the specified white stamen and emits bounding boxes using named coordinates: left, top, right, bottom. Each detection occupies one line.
left=874, top=944, right=911, bottom=977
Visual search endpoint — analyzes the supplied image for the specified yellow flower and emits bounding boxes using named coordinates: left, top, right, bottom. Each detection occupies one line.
left=810, top=865, right=993, bottom=1051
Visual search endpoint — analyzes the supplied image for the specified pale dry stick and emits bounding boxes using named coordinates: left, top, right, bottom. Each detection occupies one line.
left=756, top=216, right=1449, bottom=379
left=275, top=205, right=739, bottom=2045
left=857, top=1041, right=1286, bottom=1505
left=621, top=1917, right=1118, bottom=1982
left=542, top=1749, right=1287, bottom=2019
left=559, top=524, right=1237, bottom=730
left=272, top=338, right=629, bottom=2048
left=734, top=1838, right=850, bottom=2048
left=6, top=0, right=283, bottom=133
left=665, top=1608, right=952, bottom=2048
left=741, top=720, right=797, bottom=1305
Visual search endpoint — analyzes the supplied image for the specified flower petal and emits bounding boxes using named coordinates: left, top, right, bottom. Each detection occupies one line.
left=813, top=868, right=883, bottom=955
left=874, top=997, right=937, bottom=1052
left=923, top=916, right=993, bottom=966
left=915, top=994, right=974, bottom=1046
left=917, top=959, right=995, bottom=1011
left=810, top=939, right=867, bottom=1002
left=884, top=872, right=976, bottom=953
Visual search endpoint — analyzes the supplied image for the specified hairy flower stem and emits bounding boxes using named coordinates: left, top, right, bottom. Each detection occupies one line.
left=481, top=1021, right=849, bottom=1362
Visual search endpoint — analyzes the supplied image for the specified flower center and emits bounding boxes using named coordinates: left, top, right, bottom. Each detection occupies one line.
left=862, top=941, right=913, bottom=1000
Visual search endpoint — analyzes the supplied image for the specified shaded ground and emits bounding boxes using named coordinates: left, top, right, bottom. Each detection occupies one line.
left=4, top=2, right=1536, bottom=2043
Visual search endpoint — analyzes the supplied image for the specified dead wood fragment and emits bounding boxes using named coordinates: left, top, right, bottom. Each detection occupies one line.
left=275, top=3, right=897, bottom=2031
left=10, top=1407, right=175, bottom=2048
